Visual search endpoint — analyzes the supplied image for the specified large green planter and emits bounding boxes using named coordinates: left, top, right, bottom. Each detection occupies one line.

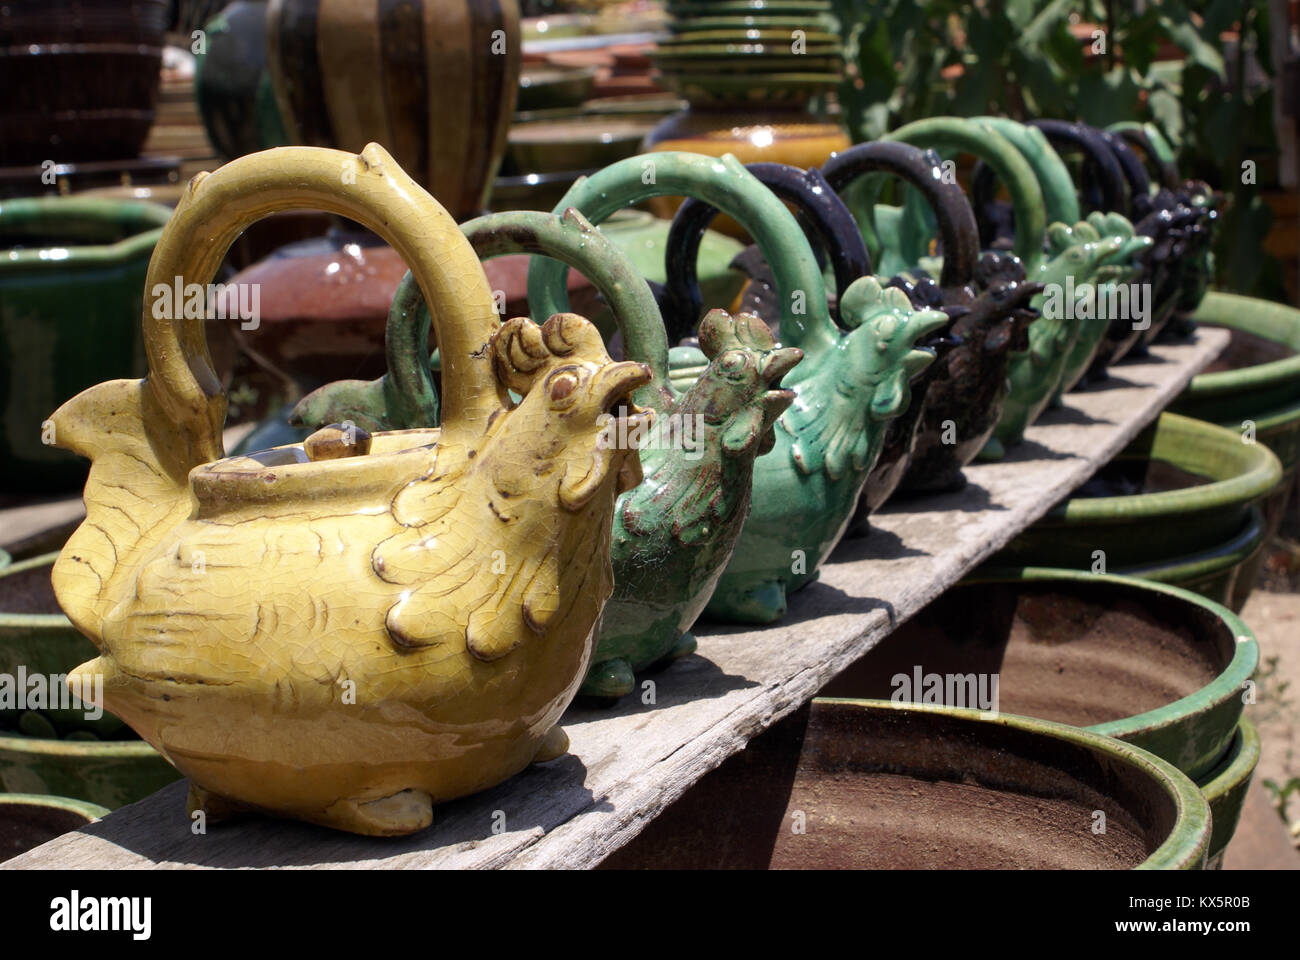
left=0, top=197, right=172, bottom=491
left=600, top=699, right=1210, bottom=869
left=0, top=792, right=109, bottom=864
left=1198, top=717, right=1260, bottom=869
left=993, top=412, right=1281, bottom=609
left=820, top=569, right=1257, bottom=781
left=0, top=554, right=181, bottom=808
left=1118, top=504, right=1267, bottom=613
left=1171, top=291, right=1300, bottom=542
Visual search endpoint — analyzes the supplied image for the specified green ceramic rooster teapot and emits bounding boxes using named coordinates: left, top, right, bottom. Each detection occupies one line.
left=875, top=118, right=1136, bottom=458
left=296, top=206, right=802, bottom=700
left=527, top=152, right=948, bottom=624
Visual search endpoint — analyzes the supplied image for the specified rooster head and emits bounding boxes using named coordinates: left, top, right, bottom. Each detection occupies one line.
left=490, top=312, right=652, bottom=512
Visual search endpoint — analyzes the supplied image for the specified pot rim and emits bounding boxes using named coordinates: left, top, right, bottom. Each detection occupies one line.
left=1047, top=412, right=1281, bottom=525
left=0, top=730, right=163, bottom=759
left=1115, top=503, right=1264, bottom=581
left=0, top=196, right=171, bottom=271
left=1197, top=715, right=1260, bottom=803
left=0, top=551, right=72, bottom=629
left=0, top=791, right=110, bottom=822
left=810, top=697, right=1212, bottom=870
left=964, top=567, right=1258, bottom=753
left=1183, top=292, right=1300, bottom=400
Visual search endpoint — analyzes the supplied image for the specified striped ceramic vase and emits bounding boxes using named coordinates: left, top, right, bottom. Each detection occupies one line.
left=266, top=0, right=520, bottom=221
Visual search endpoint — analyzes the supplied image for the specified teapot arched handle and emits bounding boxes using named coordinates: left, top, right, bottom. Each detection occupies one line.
left=526, top=151, right=839, bottom=356
left=1107, top=121, right=1182, bottom=191
left=1093, top=126, right=1154, bottom=220
left=659, top=162, right=871, bottom=341
left=141, top=143, right=505, bottom=457
left=969, top=118, right=1080, bottom=241
left=882, top=118, right=1047, bottom=271
left=820, top=141, right=980, bottom=294
left=1028, top=120, right=1129, bottom=216
left=295, top=207, right=677, bottom=432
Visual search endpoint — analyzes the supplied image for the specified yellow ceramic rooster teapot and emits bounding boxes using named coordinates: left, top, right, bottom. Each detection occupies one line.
left=47, top=145, right=651, bottom=836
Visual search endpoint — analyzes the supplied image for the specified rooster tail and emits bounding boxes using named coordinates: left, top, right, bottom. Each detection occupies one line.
left=48, top=378, right=210, bottom=645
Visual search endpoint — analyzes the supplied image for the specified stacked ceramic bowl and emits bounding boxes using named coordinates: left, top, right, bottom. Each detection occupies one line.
left=654, top=0, right=843, bottom=105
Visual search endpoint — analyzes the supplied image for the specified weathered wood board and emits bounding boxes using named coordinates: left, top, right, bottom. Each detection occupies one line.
left=4, top=329, right=1230, bottom=869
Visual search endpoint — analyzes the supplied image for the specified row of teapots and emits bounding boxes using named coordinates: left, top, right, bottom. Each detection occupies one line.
left=45, top=116, right=1216, bottom=835
left=295, top=115, right=1218, bottom=693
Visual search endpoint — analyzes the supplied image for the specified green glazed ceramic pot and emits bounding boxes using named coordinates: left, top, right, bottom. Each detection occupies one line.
left=822, top=568, right=1257, bottom=780
left=0, top=197, right=171, bottom=491
left=1117, top=504, right=1267, bottom=613
left=0, top=792, right=109, bottom=864
left=528, top=152, right=948, bottom=624
left=599, top=699, right=1210, bottom=869
left=0, top=734, right=180, bottom=811
left=193, top=0, right=290, bottom=162
left=1197, top=717, right=1260, bottom=869
left=0, top=553, right=182, bottom=808
left=1172, top=291, right=1300, bottom=539
left=994, top=413, right=1281, bottom=591
left=294, top=208, right=801, bottom=702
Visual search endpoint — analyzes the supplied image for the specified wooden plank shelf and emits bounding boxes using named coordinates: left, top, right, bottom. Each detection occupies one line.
left=4, top=328, right=1230, bottom=870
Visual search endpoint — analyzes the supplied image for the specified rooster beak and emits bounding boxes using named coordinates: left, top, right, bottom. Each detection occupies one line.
left=594, top=361, right=653, bottom=414
left=759, top=347, right=803, bottom=386
left=902, top=348, right=935, bottom=380
left=912, top=310, right=950, bottom=342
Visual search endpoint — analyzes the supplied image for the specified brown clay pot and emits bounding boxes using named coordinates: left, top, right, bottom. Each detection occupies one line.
left=266, top=0, right=521, bottom=222
left=0, top=0, right=170, bottom=166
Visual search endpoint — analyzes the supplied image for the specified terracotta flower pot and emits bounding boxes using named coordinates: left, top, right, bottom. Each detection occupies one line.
left=0, top=793, right=109, bottom=864
left=0, top=0, right=170, bottom=166
left=993, top=412, right=1282, bottom=610
left=266, top=0, right=521, bottom=222
left=0, top=197, right=172, bottom=492
left=0, top=554, right=181, bottom=809
left=820, top=569, right=1258, bottom=780
left=600, top=699, right=1210, bottom=869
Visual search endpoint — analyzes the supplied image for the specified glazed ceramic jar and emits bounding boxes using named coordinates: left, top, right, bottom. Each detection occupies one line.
left=991, top=412, right=1282, bottom=611
left=600, top=699, right=1211, bottom=869
left=0, top=554, right=180, bottom=809
left=822, top=570, right=1258, bottom=780
left=642, top=0, right=849, bottom=233
left=266, top=0, right=521, bottom=221
left=194, top=0, right=290, bottom=161
left=0, top=197, right=172, bottom=491
left=1172, top=292, right=1300, bottom=547
left=47, top=143, right=645, bottom=836
left=0, top=793, right=109, bottom=864
left=0, top=0, right=170, bottom=166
